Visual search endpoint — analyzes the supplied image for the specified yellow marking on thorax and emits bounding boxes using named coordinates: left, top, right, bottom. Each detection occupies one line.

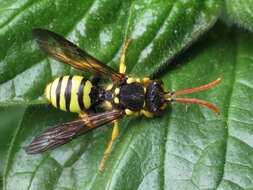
left=114, top=88, right=120, bottom=95
left=69, top=76, right=83, bottom=112
left=114, top=97, right=119, bottom=104
left=106, top=83, right=113, bottom=91
left=83, top=80, right=92, bottom=109
left=126, top=77, right=141, bottom=84
left=50, top=77, right=60, bottom=108
left=59, top=76, right=69, bottom=111
left=126, top=77, right=135, bottom=84
left=135, top=78, right=140, bottom=83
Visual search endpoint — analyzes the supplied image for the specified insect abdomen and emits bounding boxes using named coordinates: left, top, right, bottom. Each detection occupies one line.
left=45, top=76, right=93, bottom=113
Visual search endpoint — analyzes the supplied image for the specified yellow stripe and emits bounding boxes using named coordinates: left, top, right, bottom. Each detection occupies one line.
left=59, top=76, right=69, bottom=111
left=50, top=77, right=60, bottom=108
left=69, top=76, right=83, bottom=112
left=83, top=80, right=92, bottom=109
left=45, top=82, right=52, bottom=101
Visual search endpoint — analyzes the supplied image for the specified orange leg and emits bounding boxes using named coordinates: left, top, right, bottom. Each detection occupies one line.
left=119, top=38, right=131, bottom=74
left=79, top=111, right=95, bottom=128
left=100, top=120, right=119, bottom=173
left=141, top=77, right=153, bottom=87
left=79, top=111, right=88, bottom=118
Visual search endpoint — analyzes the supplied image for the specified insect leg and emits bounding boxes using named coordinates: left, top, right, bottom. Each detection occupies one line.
left=100, top=120, right=119, bottom=172
left=79, top=111, right=88, bottom=118
left=119, top=39, right=131, bottom=74
left=141, top=77, right=153, bottom=86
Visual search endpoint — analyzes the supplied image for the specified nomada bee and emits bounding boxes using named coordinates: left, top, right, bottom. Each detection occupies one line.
left=27, top=28, right=221, bottom=172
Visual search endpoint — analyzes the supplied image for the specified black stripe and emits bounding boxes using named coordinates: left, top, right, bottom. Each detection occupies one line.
left=78, top=78, right=87, bottom=110
left=56, top=77, right=63, bottom=108
left=65, top=76, right=73, bottom=111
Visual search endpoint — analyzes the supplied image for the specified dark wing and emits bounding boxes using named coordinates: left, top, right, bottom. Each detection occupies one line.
left=26, top=110, right=124, bottom=154
left=33, top=28, right=125, bottom=82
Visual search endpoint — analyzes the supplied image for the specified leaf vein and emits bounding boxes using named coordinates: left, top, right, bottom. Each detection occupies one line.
left=0, top=0, right=35, bottom=30
left=215, top=31, right=237, bottom=189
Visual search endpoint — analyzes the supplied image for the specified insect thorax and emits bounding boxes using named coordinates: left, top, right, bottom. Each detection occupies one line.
left=104, top=82, right=145, bottom=111
left=103, top=77, right=167, bottom=117
left=45, top=75, right=100, bottom=113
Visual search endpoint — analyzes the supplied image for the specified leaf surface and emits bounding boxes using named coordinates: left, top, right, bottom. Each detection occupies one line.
left=3, top=0, right=253, bottom=190
left=225, top=0, right=253, bottom=31
left=0, top=0, right=221, bottom=105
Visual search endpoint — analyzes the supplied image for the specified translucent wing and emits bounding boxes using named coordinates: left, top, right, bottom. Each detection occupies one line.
left=33, top=28, right=125, bottom=82
left=26, top=110, right=124, bottom=154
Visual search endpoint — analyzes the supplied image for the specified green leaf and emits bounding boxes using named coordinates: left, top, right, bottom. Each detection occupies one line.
left=225, top=0, right=253, bottom=31
left=8, top=0, right=253, bottom=190
left=0, top=0, right=221, bottom=106
left=0, top=106, right=26, bottom=187
left=6, top=20, right=252, bottom=190
left=6, top=19, right=253, bottom=189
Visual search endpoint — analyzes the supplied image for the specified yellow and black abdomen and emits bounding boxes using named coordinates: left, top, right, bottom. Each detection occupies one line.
left=45, top=75, right=94, bottom=113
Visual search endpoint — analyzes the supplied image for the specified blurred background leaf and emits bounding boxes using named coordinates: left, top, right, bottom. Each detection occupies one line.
left=225, top=0, right=253, bottom=31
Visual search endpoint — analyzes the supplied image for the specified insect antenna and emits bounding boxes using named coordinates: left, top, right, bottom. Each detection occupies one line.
left=164, top=78, right=221, bottom=115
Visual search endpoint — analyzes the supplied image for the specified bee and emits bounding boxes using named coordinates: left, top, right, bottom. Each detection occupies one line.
left=26, top=28, right=221, bottom=172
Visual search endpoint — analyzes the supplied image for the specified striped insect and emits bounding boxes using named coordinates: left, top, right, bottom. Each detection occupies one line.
left=27, top=28, right=221, bottom=172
